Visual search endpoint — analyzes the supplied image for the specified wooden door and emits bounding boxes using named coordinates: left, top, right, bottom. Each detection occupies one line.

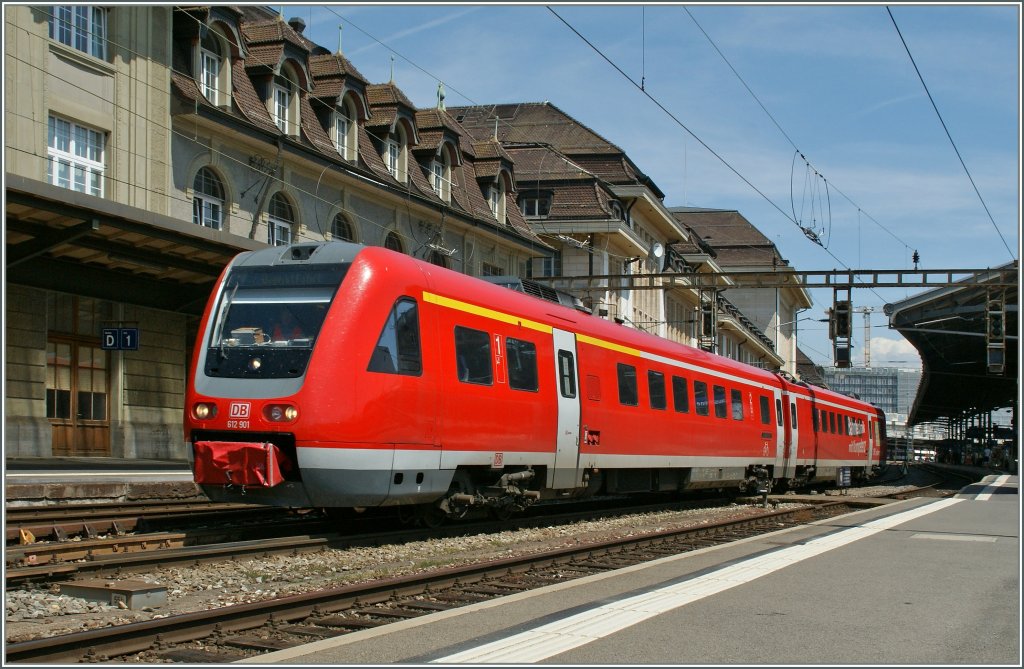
left=47, top=339, right=110, bottom=456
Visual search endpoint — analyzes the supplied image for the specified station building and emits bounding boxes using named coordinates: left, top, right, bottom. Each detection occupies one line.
left=4, top=4, right=811, bottom=462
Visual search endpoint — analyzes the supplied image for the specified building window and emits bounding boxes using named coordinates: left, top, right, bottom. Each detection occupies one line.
left=489, top=180, right=506, bottom=225
left=200, top=48, right=220, bottom=105
left=333, top=102, right=356, bottom=160
left=268, top=192, right=294, bottom=246
left=49, top=6, right=106, bottom=59
left=384, top=231, right=403, bottom=253
left=481, top=262, right=503, bottom=277
left=47, top=116, right=104, bottom=196
left=519, top=194, right=550, bottom=218
left=386, top=139, right=401, bottom=179
left=332, top=213, right=355, bottom=242
left=273, top=84, right=290, bottom=133
left=427, top=250, right=449, bottom=268
left=192, top=167, right=224, bottom=230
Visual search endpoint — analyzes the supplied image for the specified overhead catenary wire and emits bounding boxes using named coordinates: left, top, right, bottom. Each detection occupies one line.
left=682, top=6, right=916, bottom=257
left=547, top=6, right=894, bottom=310
left=886, top=5, right=1016, bottom=262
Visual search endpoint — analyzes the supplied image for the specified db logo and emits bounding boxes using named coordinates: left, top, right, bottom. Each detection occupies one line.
left=229, top=402, right=251, bottom=419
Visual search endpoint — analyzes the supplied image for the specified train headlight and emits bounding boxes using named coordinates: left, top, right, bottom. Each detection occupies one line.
left=192, top=403, right=217, bottom=420
left=264, top=404, right=298, bottom=422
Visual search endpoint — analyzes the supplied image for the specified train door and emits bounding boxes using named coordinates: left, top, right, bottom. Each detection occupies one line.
left=772, top=389, right=786, bottom=475
left=550, top=328, right=583, bottom=489
left=776, top=385, right=799, bottom=479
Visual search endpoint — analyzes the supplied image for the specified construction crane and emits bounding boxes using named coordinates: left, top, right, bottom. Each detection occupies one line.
left=855, top=307, right=874, bottom=367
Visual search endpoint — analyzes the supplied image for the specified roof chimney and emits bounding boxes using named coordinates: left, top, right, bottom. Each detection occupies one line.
left=288, top=16, right=306, bottom=34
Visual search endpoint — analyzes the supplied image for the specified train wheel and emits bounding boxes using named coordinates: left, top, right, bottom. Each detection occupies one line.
left=489, top=505, right=514, bottom=522
left=416, top=504, right=446, bottom=529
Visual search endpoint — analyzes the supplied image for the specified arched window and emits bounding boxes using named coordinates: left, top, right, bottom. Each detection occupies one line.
left=384, top=231, right=404, bottom=253
left=332, top=213, right=355, bottom=242
left=270, top=64, right=300, bottom=136
left=489, top=178, right=506, bottom=226
left=192, top=167, right=224, bottom=230
left=432, top=146, right=453, bottom=203
left=385, top=124, right=408, bottom=183
left=199, top=29, right=224, bottom=106
left=333, top=97, right=357, bottom=161
left=268, top=192, right=294, bottom=246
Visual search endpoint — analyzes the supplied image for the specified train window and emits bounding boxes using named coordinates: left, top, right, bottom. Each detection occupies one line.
left=648, top=371, right=666, bottom=410
left=672, top=376, right=690, bottom=413
left=617, top=363, right=638, bottom=406
left=812, top=408, right=819, bottom=432
left=759, top=396, right=771, bottom=425
left=506, top=338, right=538, bottom=392
left=730, top=389, right=743, bottom=421
left=829, top=412, right=836, bottom=433
left=842, top=416, right=849, bottom=435
left=776, top=399, right=783, bottom=426
left=558, top=351, right=577, bottom=399
left=790, top=402, right=797, bottom=427
left=367, top=298, right=422, bottom=375
left=454, top=326, right=492, bottom=385
left=694, top=381, right=709, bottom=416
left=713, top=385, right=727, bottom=419
left=819, top=409, right=827, bottom=433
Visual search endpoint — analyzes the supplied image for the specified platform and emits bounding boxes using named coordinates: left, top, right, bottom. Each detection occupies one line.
left=241, top=473, right=1020, bottom=665
left=3, top=457, right=200, bottom=505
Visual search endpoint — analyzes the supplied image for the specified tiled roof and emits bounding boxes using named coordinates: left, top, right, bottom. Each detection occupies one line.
left=300, top=96, right=339, bottom=157
left=449, top=102, right=622, bottom=154
left=366, top=83, right=417, bottom=110
left=230, top=58, right=280, bottom=134
left=546, top=183, right=614, bottom=220
left=668, top=208, right=788, bottom=267
left=503, top=146, right=592, bottom=181
left=308, top=52, right=370, bottom=95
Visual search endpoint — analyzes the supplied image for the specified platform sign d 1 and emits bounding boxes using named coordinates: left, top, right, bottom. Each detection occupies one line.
left=102, top=327, right=140, bottom=351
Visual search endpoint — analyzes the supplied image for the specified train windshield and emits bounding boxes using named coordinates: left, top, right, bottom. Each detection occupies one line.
left=204, top=264, right=349, bottom=378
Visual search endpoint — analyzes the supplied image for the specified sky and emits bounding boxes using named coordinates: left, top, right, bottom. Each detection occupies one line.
left=286, top=2, right=1021, bottom=370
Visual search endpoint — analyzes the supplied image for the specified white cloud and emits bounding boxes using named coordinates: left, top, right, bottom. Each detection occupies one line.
left=868, top=336, right=921, bottom=368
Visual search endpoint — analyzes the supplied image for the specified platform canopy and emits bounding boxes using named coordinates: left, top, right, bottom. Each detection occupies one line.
left=885, top=262, right=1018, bottom=426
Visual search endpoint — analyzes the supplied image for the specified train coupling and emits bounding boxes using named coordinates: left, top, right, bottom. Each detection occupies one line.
left=740, top=466, right=773, bottom=496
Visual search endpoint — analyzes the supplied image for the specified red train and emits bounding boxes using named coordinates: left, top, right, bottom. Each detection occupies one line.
left=185, top=242, right=886, bottom=523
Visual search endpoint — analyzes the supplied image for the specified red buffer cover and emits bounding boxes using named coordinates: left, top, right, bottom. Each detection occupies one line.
left=193, top=441, right=290, bottom=488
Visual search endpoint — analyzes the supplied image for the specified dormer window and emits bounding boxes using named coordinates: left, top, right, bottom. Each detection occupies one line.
left=609, top=200, right=625, bottom=221
left=198, top=30, right=226, bottom=106
left=386, top=140, right=400, bottom=178
left=384, top=124, right=409, bottom=183
left=269, top=65, right=301, bottom=137
left=333, top=97, right=357, bottom=161
left=489, top=180, right=506, bottom=225
left=519, top=193, right=551, bottom=218
left=431, top=148, right=452, bottom=203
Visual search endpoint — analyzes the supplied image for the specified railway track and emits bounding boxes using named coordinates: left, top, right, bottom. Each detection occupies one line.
left=3, top=496, right=737, bottom=587
left=5, top=501, right=856, bottom=664
left=6, top=499, right=284, bottom=544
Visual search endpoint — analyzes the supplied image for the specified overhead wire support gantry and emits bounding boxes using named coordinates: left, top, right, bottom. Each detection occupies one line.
left=531, top=266, right=1019, bottom=292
